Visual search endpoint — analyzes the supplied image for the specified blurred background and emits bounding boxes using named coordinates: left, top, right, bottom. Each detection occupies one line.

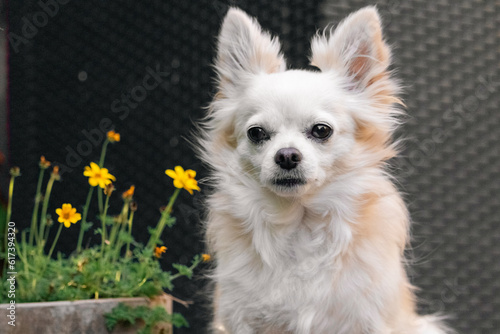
left=1, top=0, right=499, bottom=333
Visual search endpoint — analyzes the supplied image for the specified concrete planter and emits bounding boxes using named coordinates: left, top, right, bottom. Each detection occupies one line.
left=0, top=294, right=173, bottom=334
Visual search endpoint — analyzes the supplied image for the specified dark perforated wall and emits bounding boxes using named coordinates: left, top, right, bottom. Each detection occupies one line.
left=7, top=0, right=500, bottom=332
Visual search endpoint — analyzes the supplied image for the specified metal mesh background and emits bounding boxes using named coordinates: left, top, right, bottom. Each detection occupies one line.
left=7, top=0, right=500, bottom=333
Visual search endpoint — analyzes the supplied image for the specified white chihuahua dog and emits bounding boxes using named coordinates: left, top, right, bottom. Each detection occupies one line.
left=199, top=6, right=451, bottom=334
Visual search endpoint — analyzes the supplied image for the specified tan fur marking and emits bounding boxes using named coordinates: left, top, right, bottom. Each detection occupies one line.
left=400, top=281, right=417, bottom=316
left=253, top=44, right=284, bottom=74
left=355, top=120, right=397, bottom=162
left=260, top=325, right=292, bottom=334
left=376, top=94, right=404, bottom=106
left=212, top=122, right=237, bottom=151
left=350, top=186, right=416, bottom=325
left=367, top=72, right=387, bottom=87
left=352, top=190, right=388, bottom=244
left=217, top=75, right=233, bottom=94
left=352, top=178, right=409, bottom=252
left=214, top=91, right=226, bottom=101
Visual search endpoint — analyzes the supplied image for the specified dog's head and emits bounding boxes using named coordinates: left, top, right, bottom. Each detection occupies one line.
left=202, top=7, right=402, bottom=198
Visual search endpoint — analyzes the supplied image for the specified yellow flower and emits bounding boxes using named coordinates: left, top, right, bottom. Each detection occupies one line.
left=155, top=246, right=167, bottom=258
left=56, top=203, right=82, bottom=228
left=84, top=162, right=116, bottom=188
left=202, top=254, right=211, bottom=262
left=107, top=130, right=120, bottom=143
left=165, top=166, right=200, bottom=195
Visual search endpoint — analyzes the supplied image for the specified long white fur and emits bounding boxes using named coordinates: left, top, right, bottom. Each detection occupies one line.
left=199, top=6, right=453, bottom=334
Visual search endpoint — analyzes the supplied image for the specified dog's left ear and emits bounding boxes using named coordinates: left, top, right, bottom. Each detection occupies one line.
left=311, top=6, right=391, bottom=90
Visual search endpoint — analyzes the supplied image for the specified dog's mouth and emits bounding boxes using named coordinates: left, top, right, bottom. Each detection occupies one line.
left=273, top=178, right=306, bottom=187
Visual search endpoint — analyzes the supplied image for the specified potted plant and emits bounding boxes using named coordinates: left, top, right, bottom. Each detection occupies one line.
left=0, top=130, right=208, bottom=333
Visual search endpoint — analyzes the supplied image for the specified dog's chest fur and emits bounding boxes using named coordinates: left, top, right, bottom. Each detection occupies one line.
left=211, top=187, right=399, bottom=333
left=217, top=212, right=336, bottom=329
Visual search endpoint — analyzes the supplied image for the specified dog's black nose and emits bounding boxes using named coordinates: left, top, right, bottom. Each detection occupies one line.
left=274, top=148, right=302, bottom=170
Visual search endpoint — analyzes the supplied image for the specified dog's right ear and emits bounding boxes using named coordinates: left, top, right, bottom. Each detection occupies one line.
left=215, top=8, right=286, bottom=96
left=310, top=7, right=392, bottom=92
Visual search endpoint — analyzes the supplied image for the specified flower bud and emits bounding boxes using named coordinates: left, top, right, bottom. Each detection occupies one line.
left=9, top=167, right=21, bottom=177
left=107, top=130, right=121, bottom=143
left=122, top=185, right=135, bottom=200
left=52, top=166, right=61, bottom=181
left=104, top=183, right=115, bottom=196
left=39, top=156, right=51, bottom=169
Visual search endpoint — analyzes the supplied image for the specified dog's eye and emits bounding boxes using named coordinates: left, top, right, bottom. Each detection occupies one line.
left=311, top=124, right=333, bottom=140
left=247, top=127, right=270, bottom=143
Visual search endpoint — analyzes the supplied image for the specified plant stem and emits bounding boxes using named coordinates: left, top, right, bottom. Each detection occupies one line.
left=97, top=187, right=104, bottom=215
left=99, top=139, right=110, bottom=168
left=38, top=174, right=56, bottom=255
left=47, top=223, right=63, bottom=259
left=112, top=220, right=128, bottom=263
left=107, top=200, right=127, bottom=261
left=19, top=230, right=30, bottom=276
left=43, top=222, right=51, bottom=249
left=77, top=187, right=94, bottom=253
left=107, top=222, right=119, bottom=249
left=147, top=188, right=181, bottom=249
left=147, top=216, right=163, bottom=251
left=125, top=210, right=135, bottom=258
left=29, top=168, right=45, bottom=247
left=5, top=175, right=15, bottom=226
left=100, top=191, right=111, bottom=256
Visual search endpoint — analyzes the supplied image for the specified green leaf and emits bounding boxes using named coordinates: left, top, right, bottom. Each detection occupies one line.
left=105, top=304, right=189, bottom=334
left=159, top=272, right=174, bottom=291
left=171, top=313, right=189, bottom=328
left=102, top=215, right=116, bottom=226
left=166, top=217, right=176, bottom=228
left=172, top=264, right=193, bottom=279
left=140, top=247, right=154, bottom=258
left=82, top=221, right=93, bottom=232
left=104, top=303, right=137, bottom=330
left=118, top=230, right=133, bottom=243
left=139, top=281, right=161, bottom=297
